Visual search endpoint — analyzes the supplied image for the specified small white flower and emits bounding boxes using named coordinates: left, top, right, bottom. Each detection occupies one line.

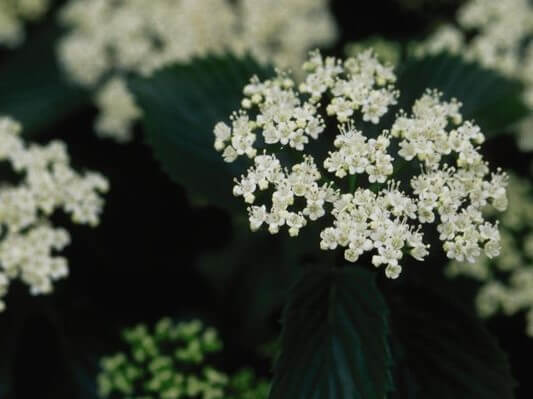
left=222, top=146, right=238, bottom=163
left=248, top=205, right=267, bottom=231
left=385, top=264, right=402, bottom=279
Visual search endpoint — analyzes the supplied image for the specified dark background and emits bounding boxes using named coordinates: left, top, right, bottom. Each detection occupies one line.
left=0, top=0, right=532, bottom=398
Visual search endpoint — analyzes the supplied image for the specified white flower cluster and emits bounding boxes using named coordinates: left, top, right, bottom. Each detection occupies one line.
left=57, top=0, right=338, bottom=142
left=214, top=51, right=508, bottom=279
left=236, top=0, right=338, bottom=70
left=0, top=0, right=50, bottom=47
left=0, top=117, right=109, bottom=311
left=447, top=175, right=533, bottom=336
left=94, top=77, right=142, bottom=143
left=417, top=0, right=533, bottom=151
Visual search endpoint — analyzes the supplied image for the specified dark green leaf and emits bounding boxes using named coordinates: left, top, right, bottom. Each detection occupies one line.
left=129, top=54, right=275, bottom=211
left=270, top=266, right=393, bottom=399
left=0, top=23, right=88, bottom=136
left=71, top=356, right=101, bottom=399
left=387, top=336, right=419, bottom=399
left=395, top=53, right=529, bottom=136
left=387, top=283, right=516, bottom=399
left=196, top=216, right=304, bottom=346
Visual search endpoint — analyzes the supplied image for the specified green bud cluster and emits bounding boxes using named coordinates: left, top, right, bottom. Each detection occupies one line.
left=98, top=318, right=269, bottom=399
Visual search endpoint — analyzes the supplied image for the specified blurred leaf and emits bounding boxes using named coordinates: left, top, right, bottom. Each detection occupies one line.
left=0, top=23, right=88, bottom=136
left=129, top=54, right=275, bottom=212
left=387, top=283, right=516, bottom=399
left=196, top=216, right=303, bottom=345
left=387, top=336, right=419, bottom=399
left=0, top=325, right=16, bottom=399
left=0, top=291, right=36, bottom=399
left=270, top=266, right=393, bottom=399
left=12, top=310, right=78, bottom=398
left=0, top=288, right=103, bottom=399
left=196, top=214, right=330, bottom=347
left=395, top=53, right=529, bottom=136
left=71, top=356, right=102, bottom=399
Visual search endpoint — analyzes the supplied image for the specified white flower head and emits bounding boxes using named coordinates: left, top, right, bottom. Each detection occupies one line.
left=58, top=0, right=338, bottom=142
left=0, top=116, right=109, bottom=311
left=417, top=0, right=533, bottom=152
left=214, top=50, right=508, bottom=279
left=0, top=0, right=50, bottom=48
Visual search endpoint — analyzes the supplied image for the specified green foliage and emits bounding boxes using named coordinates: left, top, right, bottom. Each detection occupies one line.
left=387, top=338, right=419, bottom=399
left=270, top=266, right=393, bottom=399
left=227, top=370, right=270, bottom=399
left=98, top=318, right=269, bottom=399
left=0, top=23, right=88, bottom=137
left=387, top=284, right=516, bottom=399
left=395, top=53, right=529, bottom=136
left=128, top=54, right=275, bottom=212
left=196, top=216, right=323, bottom=346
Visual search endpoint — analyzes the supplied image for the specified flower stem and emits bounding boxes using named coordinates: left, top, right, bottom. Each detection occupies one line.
left=349, top=174, right=357, bottom=192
